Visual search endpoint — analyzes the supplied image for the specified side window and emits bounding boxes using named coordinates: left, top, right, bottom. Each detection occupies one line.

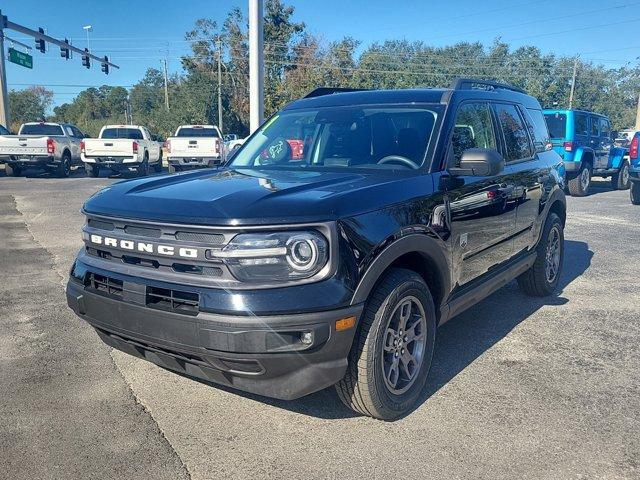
left=64, top=126, right=74, bottom=137
left=71, top=126, right=83, bottom=138
left=575, top=114, right=588, bottom=136
left=600, top=118, right=610, bottom=139
left=590, top=116, right=600, bottom=137
left=524, top=108, right=551, bottom=153
left=495, top=103, right=533, bottom=162
left=450, top=102, right=496, bottom=166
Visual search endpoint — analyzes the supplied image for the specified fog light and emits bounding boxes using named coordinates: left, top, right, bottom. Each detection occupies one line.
left=300, top=331, right=313, bottom=345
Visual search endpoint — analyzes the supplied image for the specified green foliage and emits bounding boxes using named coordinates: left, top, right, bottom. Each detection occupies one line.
left=45, top=1, right=640, bottom=137
left=8, top=86, right=53, bottom=132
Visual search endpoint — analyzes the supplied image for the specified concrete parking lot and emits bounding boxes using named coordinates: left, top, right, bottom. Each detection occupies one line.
left=1, top=172, right=639, bottom=479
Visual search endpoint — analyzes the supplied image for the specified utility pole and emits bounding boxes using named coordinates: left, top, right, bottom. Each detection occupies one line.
left=568, top=56, right=578, bottom=109
left=217, top=38, right=223, bottom=133
left=0, top=28, right=9, bottom=127
left=0, top=11, right=119, bottom=125
left=162, top=58, right=169, bottom=111
left=249, top=0, right=264, bottom=133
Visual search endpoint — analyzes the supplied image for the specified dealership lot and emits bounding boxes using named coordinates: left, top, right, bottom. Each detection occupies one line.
left=1, top=174, right=639, bottom=479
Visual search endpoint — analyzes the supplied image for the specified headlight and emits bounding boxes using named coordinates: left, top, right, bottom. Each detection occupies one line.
left=214, top=231, right=329, bottom=282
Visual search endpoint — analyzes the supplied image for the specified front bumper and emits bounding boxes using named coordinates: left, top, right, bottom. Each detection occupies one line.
left=66, top=277, right=362, bottom=400
left=82, top=154, right=141, bottom=165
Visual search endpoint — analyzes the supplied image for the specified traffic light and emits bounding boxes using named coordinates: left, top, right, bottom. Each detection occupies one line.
left=101, top=55, right=109, bottom=75
left=60, top=39, right=70, bottom=60
left=81, top=48, right=90, bottom=68
left=35, top=27, right=46, bottom=53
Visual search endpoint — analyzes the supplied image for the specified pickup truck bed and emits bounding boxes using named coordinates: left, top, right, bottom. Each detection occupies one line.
left=166, top=125, right=223, bottom=172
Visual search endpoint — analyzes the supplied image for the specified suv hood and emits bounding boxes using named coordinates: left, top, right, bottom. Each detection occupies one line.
left=83, top=168, right=434, bottom=226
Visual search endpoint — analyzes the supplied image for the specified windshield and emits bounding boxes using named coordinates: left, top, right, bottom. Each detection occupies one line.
left=101, top=128, right=143, bottom=140
left=230, top=105, right=440, bottom=170
left=176, top=127, right=219, bottom=138
left=543, top=113, right=567, bottom=139
left=20, top=124, right=64, bottom=136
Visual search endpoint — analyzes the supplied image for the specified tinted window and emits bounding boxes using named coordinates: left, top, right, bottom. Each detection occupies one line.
left=176, top=127, right=220, bottom=138
left=451, top=102, right=496, bottom=165
left=71, top=126, right=84, bottom=138
left=101, top=128, right=143, bottom=140
left=575, top=114, right=588, bottom=136
left=19, top=124, right=64, bottom=136
left=495, top=103, right=533, bottom=162
left=544, top=113, right=566, bottom=139
left=230, top=106, right=440, bottom=170
left=525, top=108, right=551, bottom=153
left=600, top=118, right=610, bottom=139
left=0, top=125, right=10, bottom=135
left=590, top=117, right=600, bottom=137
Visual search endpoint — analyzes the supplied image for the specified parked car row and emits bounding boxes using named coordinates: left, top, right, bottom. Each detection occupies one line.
left=0, top=121, right=246, bottom=178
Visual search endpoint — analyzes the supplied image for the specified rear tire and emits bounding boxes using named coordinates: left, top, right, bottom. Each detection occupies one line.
left=5, top=163, right=21, bottom=177
left=631, top=181, right=640, bottom=205
left=567, top=163, right=591, bottom=196
left=153, top=152, right=163, bottom=173
left=55, top=152, right=72, bottom=178
left=137, top=154, right=149, bottom=177
left=611, top=160, right=630, bottom=190
left=85, top=164, right=99, bottom=178
left=517, top=212, right=564, bottom=297
left=335, top=268, right=436, bottom=421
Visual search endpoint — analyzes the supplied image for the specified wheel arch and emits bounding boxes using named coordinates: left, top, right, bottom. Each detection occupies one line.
left=350, top=234, right=450, bottom=318
left=575, top=148, right=594, bottom=166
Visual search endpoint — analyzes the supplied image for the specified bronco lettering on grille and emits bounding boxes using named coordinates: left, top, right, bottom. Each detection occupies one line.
left=89, top=234, right=198, bottom=259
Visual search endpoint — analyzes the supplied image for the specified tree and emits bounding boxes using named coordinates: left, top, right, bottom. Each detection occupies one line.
left=8, top=86, right=53, bottom=131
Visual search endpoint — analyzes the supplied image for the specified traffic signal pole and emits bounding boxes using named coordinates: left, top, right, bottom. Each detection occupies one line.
left=249, top=0, right=264, bottom=133
left=0, top=10, right=120, bottom=126
left=0, top=28, right=9, bottom=126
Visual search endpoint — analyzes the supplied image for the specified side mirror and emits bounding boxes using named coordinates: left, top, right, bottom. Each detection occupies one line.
left=450, top=148, right=504, bottom=177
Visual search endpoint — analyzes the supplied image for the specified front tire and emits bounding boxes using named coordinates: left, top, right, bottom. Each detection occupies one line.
left=631, top=181, right=640, bottom=205
left=611, top=160, right=630, bottom=190
left=336, top=268, right=436, bottom=421
left=5, top=163, right=21, bottom=177
left=517, top=212, right=564, bottom=297
left=567, top=163, right=591, bottom=196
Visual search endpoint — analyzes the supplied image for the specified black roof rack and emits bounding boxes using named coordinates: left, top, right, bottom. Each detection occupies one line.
left=304, top=87, right=369, bottom=98
left=449, top=78, right=525, bottom=94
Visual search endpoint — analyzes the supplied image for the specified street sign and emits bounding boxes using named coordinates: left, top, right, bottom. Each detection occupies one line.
left=8, top=48, right=33, bottom=69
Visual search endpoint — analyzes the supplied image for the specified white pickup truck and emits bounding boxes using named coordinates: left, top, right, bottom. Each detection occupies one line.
left=0, top=122, right=85, bottom=177
left=82, top=125, right=162, bottom=177
left=165, top=125, right=223, bottom=172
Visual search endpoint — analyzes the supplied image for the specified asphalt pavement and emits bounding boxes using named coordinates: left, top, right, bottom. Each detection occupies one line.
left=1, top=170, right=638, bottom=479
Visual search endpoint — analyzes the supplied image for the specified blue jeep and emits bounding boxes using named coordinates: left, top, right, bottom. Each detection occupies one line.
left=543, top=109, right=629, bottom=196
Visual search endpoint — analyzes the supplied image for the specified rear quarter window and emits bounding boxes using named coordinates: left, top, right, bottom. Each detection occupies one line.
left=575, top=114, right=588, bottom=136
left=544, top=113, right=566, bottom=139
left=525, top=108, right=551, bottom=153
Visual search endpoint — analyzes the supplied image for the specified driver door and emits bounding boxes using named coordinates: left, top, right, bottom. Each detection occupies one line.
left=446, top=101, right=517, bottom=287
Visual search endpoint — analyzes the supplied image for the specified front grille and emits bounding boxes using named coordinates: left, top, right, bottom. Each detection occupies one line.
left=87, top=219, right=115, bottom=231
left=146, top=286, right=199, bottom=316
left=85, top=272, right=123, bottom=298
left=175, top=231, right=225, bottom=244
left=124, top=225, right=161, bottom=238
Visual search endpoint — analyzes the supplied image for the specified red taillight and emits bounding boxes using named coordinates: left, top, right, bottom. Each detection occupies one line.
left=47, top=138, right=55, bottom=154
left=80, top=140, right=85, bottom=153
left=164, top=140, right=171, bottom=153
left=132, top=141, right=138, bottom=154
left=563, top=141, right=574, bottom=152
left=630, top=136, right=638, bottom=159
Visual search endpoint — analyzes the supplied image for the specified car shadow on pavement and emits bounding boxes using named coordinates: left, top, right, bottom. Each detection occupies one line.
left=174, top=240, right=593, bottom=421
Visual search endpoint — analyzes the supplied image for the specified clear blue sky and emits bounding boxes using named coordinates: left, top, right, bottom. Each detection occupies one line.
left=4, top=0, right=640, bottom=106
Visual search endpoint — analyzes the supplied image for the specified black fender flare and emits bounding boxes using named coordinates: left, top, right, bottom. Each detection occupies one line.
left=350, top=233, right=450, bottom=307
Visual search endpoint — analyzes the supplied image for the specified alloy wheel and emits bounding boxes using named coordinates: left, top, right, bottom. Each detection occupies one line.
left=381, top=296, right=428, bottom=395
left=545, top=225, right=562, bottom=283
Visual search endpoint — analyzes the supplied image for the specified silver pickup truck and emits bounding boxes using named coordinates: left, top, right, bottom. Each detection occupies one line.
left=0, top=122, right=85, bottom=177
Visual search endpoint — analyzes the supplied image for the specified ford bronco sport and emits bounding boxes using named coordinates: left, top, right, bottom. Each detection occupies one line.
left=67, top=78, right=566, bottom=420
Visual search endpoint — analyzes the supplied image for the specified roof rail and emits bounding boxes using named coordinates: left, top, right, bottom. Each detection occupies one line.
left=304, top=87, right=369, bottom=98
left=449, top=78, right=525, bottom=94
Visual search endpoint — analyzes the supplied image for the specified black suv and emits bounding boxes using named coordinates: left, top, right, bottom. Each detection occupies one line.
left=67, top=79, right=566, bottom=420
